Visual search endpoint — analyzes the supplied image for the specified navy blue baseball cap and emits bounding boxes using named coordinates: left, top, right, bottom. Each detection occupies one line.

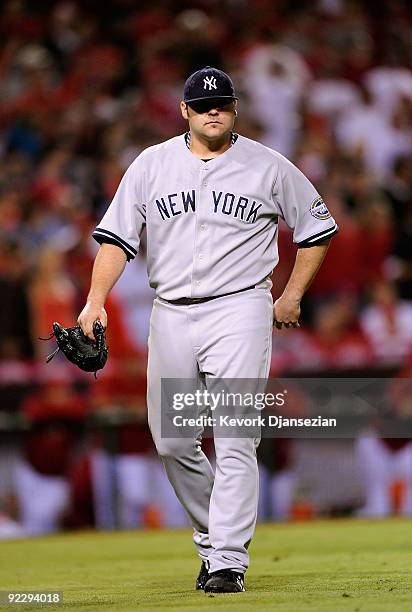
left=183, top=66, right=238, bottom=104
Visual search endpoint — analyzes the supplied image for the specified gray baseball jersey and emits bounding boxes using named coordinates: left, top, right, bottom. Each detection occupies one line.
left=93, top=133, right=338, bottom=300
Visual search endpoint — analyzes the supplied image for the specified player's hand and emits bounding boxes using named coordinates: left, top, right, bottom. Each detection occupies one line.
left=273, top=296, right=301, bottom=330
left=78, top=301, right=107, bottom=341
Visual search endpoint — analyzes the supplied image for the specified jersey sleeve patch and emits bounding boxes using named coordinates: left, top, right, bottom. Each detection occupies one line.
left=92, top=227, right=137, bottom=261
left=297, top=223, right=339, bottom=247
left=310, top=196, right=331, bottom=220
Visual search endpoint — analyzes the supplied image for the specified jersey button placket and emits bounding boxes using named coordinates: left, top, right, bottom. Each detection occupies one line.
left=193, top=166, right=209, bottom=296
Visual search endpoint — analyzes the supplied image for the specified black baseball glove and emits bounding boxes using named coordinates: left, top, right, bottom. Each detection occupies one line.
left=41, top=320, right=108, bottom=377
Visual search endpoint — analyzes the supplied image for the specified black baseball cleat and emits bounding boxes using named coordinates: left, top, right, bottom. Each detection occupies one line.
left=195, top=561, right=210, bottom=590
left=204, top=569, right=245, bottom=593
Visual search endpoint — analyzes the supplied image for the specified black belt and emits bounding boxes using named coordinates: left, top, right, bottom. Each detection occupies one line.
left=164, top=285, right=256, bottom=306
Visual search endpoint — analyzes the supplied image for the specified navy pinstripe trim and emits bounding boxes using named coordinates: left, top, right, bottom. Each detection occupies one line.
left=93, top=235, right=134, bottom=261
left=92, top=228, right=137, bottom=259
left=298, top=224, right=339, bottom=247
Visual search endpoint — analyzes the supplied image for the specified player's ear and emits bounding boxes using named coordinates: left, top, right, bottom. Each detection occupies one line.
left=180, top=101, right=189, bottom=120
left=233, top=100, right=238, bottom=117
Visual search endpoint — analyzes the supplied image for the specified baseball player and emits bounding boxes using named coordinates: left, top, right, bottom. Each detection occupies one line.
left=78, top=66, right=338, bottom=593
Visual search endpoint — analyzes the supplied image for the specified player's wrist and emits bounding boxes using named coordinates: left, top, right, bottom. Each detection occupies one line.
left=278, top=291, right=302, bottom=304
left=86, top=295, right=106, bottom=310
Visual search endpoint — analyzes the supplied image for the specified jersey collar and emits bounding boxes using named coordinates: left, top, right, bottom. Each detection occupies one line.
left=184, top=131, right=239, bottom=150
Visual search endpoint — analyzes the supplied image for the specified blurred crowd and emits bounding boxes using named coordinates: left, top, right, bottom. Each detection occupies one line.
left=1, top=0, right=412, bottom=537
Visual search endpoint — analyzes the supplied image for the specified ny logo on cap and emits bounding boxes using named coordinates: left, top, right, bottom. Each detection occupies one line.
left=203, top=76, right=217, bottom=91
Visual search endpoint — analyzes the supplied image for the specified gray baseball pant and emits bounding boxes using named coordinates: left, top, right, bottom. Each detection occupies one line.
left=147, top=285, right=273, bottom=574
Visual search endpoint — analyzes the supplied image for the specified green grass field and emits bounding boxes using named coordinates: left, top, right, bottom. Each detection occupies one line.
left=1, top=519, right=412, bottom=611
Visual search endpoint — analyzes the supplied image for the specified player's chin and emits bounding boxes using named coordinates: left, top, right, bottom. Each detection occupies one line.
left=203, top=124, right=230, bottom=139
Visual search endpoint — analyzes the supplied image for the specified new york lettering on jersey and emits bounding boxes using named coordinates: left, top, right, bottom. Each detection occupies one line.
left=154, top=190, right=263, bottom=224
